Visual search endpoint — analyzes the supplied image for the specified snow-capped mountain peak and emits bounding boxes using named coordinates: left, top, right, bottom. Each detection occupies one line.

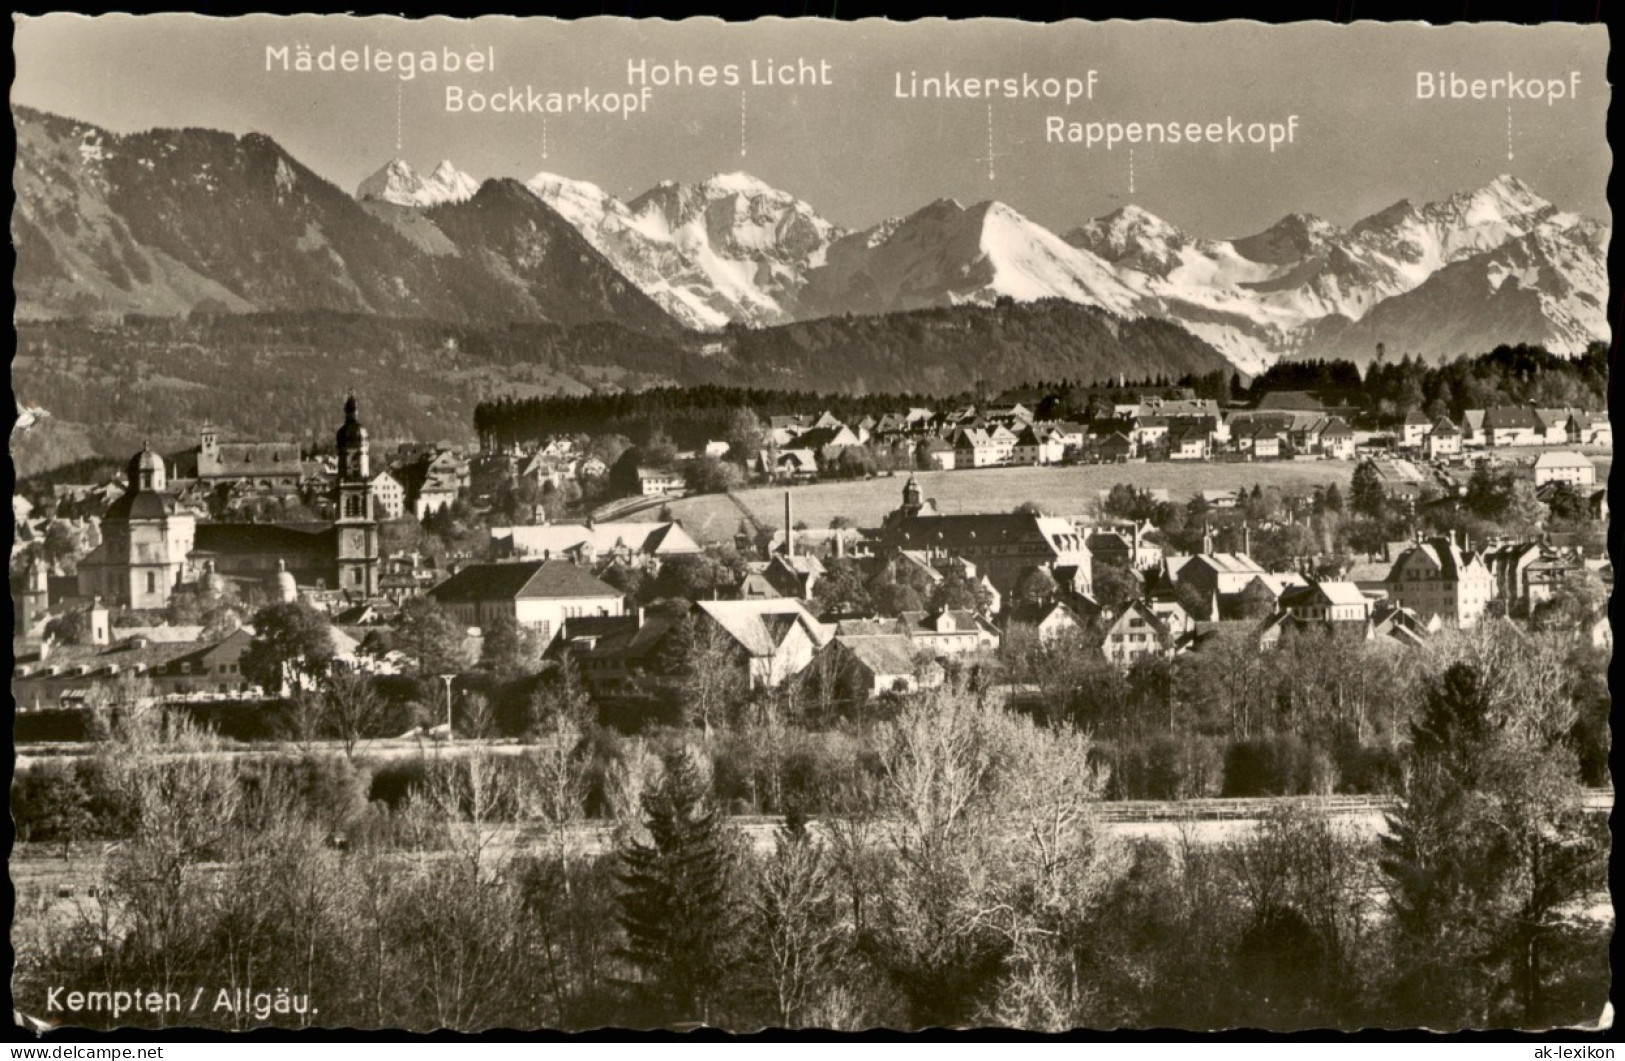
left=700, top=170, right=781, bottom=197
left=525, top=171, right=632, bottom=233
left=428, top=159, right=480, bottom=201
left=1066, top=203, right=1191, bottom=273
left=800, top=196, right=1141, bottom=321
left=520, top=169, right=843, bottom=331
left=356, top=158, right=479, bottom=207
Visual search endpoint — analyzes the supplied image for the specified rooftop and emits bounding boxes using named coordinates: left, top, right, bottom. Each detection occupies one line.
left=429, top=559, right=623, bottom=603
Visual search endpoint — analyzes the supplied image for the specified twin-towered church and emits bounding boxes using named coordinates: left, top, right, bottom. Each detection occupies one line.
left=75, top=396, right=381, bottom=609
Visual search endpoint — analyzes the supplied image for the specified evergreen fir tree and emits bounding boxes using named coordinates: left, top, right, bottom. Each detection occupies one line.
left=1349, top=461, right=1388, bottom=520
left=615, top=746, right=736, bottom=1026
left=1378, top=661, right=1603, bottom=1026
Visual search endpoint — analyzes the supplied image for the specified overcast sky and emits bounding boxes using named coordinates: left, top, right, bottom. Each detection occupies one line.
left=12, top=15, right=1610, bottom=237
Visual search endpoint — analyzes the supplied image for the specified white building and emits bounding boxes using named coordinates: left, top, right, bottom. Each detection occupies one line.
left=427, top=559, right=626, bottom=646
left=369, top=469, right=407, bottom=519
left=1532, top=451, right=1596, bottom=488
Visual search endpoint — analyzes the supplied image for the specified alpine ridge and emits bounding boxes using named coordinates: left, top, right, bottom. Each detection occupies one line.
left=12, top=102, right=1607, bottom=375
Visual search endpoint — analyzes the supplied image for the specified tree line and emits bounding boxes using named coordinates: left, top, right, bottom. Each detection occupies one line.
left=12, top=646, right=1608, bottom=1031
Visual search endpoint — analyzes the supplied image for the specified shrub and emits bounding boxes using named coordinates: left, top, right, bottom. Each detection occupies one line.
left=367, top=756, right=430, bottom=808
left=1223, top=735, right=1319, bottom=797
left=1094, top=735, right=1225, bottom=800
left=1333, top=742, right=1405, bottom=795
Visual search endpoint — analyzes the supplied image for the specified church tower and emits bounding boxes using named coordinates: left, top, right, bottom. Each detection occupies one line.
left=334, top=394, right=380, bottom=597
left=76, top=444, right=195, bottom=609
left=901, top=474, right=924, bottom=516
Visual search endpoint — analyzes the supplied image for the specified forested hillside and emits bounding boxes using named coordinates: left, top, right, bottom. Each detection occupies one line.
left=12, top=299, right=1229, bottom=473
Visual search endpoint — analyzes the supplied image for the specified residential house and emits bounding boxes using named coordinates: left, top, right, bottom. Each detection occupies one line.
left=1521, top=551, right=1586, bottom=609
left=1249, top=429, right=1282, bottom=460
left=1565, top=411, right=1611, bottom=447
left=1369, top=600, right=1435, bottom=648
left=1532, top=451, right=1596, bottom=488
left=905, top=407, right=939, bottom=430
left=814, top=634, right=942, bottom=700
left=1278, top=580, right=1372, bottom=624
left=392, top=451, right=463, bottom=519
left=1047, top=422, right=1090, bottom=458
left=1482, top=407, right=1542, bottom=447
left=1168, top=552, right=1269, bottom=606
left=916, top=436, right=956, bottom=471
left=1533, top=409, right=1572, bottom=446
left=952, top=428, right=1001, bottom=468
left=759, top=553, right=825, bottom=600
left=637, top=468, right=685, bottom=496
left=984, top=424, right=1020, bottom=463
left=794, top=425, right=863, bottom=465
left=1383, top=535, right=1495, bottom=627
left=896, top=609, right=1000, bottom=656
left=738, top=562, right=783, bottom=601
left=1132, top=415, right=1170, bottom=451
left=1175, top=617, right=1285, bottom=656
left=427, top=559, right=626, bottom=645
left=1102, top=600, right=1175, bottom=664
left=1093, top=432, right=1135, bottom=463
left=1399, top=409, right=1432, bottom=449
left=1424, top=417, right=1461, bottom=459
left=1085, top=524, right=1161, bottom=572
left=984, top=403, right=1034, bottom=426
left=1012, top=425, right=1067, bottom=466
left=1319, top=417, right=1356, bottom=460
left=1168, top=423, right=1210, bottom=461
left=369, top=469, right=407, bottom=519
left=692, top=598, right=833, bottom=689
left=1004, top=599, right=1087, bottom=643
left=1460, top=409, right=1487, bottom=447
left=1479, top=540, right=1542, bottom=606
left=763, top=449, right=819, bottom=481
left=1145, top=598, right=1196, bottom=639
left=560, top=610, right=683, bottom=698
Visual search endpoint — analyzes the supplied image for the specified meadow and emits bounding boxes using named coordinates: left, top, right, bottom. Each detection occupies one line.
left=642, top=459, right=1362, bottom=541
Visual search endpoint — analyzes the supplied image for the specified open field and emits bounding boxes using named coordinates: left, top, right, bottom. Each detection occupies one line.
left=637, top=461, right=1365, bottom=542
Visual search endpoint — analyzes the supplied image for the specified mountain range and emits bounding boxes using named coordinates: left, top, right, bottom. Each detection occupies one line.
left=13, top=104, right=1609, bottom=380
left=13, top=106, right=677, bottom=333
left=339, top=156, right=1617, bottom=373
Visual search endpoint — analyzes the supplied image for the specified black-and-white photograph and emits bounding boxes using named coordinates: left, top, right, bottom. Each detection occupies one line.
left=9, top=13, right=1612, bottom=1034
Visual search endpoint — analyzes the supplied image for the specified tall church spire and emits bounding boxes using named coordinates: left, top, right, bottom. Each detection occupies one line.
left=334, top=393, right=379, bottom=599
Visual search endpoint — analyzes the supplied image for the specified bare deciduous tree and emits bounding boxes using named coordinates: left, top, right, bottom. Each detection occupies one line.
left=321, top=668, right=391, bottom=758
